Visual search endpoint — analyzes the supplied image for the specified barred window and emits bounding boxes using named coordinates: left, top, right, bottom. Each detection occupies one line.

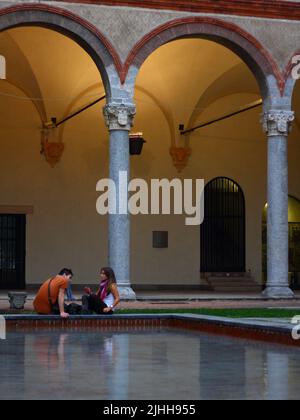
left=0, top=215, right=26, bottom=289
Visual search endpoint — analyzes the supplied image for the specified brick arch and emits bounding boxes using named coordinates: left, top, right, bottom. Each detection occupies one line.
left=123, top=17, right=284, bottom=98
left=0, top=3, right=123, bottom=100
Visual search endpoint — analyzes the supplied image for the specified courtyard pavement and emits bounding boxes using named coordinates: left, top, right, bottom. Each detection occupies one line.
left=1, top=291, right=300, bottom=311
left=2, top=291, right=300, bottom=341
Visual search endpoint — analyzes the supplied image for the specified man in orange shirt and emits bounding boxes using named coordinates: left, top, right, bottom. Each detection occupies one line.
left=33, top=268, right=73, bottom=318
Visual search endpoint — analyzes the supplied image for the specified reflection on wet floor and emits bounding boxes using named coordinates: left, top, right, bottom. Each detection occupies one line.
left=0, top=329, right=300, bottom=400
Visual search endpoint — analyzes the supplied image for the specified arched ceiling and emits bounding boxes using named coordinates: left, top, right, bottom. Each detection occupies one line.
left=135, top=38, right=261, bottom=146
left=0, top=29, right=264, bottom=143
left=0, top=31, right=47, bottom=121
left=0, top=26, right=103, bottom=126
left=187, top=62, right=259, bottom=130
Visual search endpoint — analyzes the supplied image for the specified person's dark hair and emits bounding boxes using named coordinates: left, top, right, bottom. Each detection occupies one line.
left=101, top=267, right=117, bottom=290
left=59, top=268, right=73, bottom=277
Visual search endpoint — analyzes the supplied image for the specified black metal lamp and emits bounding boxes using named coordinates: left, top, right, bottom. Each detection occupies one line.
left=129, top=133, right=146, bottom=155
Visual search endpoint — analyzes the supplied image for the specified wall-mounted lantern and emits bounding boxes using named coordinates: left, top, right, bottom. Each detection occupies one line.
left=129, top=133, right=146, bottom=156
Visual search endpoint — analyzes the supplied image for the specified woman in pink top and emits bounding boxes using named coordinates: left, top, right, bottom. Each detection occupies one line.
left=81, top=267, right=120, bottom=315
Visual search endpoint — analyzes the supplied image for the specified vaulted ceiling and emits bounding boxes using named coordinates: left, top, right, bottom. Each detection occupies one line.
left=1, top=26, right=299, bottom=145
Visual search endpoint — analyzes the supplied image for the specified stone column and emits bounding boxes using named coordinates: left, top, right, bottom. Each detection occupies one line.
left=262, top=110, right=295, bottom=299
left=103, top=103, right=136, bottom=300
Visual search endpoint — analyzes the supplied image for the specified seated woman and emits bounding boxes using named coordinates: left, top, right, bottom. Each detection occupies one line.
left=81, top=267, right=120, bottom=315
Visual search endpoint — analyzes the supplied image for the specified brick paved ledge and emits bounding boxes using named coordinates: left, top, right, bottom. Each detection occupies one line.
left=3, top=314, right=300, bottom=347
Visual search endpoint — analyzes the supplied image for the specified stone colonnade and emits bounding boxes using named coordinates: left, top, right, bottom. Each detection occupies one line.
left=0, top=5, right=297, bottom=299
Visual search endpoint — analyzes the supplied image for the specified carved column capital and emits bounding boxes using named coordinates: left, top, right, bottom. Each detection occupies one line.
left=262, top=110, right=295, bottom=136
left=103, top=103, right=136, bottom=131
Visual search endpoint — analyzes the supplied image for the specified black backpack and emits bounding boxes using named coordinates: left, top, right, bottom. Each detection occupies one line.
left=66, top=302, right=82, bottom=315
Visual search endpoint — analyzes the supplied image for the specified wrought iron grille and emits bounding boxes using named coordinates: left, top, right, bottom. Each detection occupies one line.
left=201, top=177, right=246, bottom=273
left=0, top=214, right=26, bottom=289
left=262, top=222, right=300, bottom=290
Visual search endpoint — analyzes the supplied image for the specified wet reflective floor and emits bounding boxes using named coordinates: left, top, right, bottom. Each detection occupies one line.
left=0, top=329, right=300, bottom=400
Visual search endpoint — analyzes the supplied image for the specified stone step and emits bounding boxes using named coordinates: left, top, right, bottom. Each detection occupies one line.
left=208, top=278, right=260, bottom=283
left=209, top=277, right=253, bottom=283
left=212, top=287, right=262, bottom=293
left=210, top=282, right=261, bottom=286
left=208, top=276, right=261, bottom=293
left=204, top=272, right=250, bottom=278
left=212, top=285, right=261, bottom=292
left=211, top=284, right=260, bottom=290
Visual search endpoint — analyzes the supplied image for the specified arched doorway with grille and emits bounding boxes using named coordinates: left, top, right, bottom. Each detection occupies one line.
left=201, top=177, right=246, bottom=273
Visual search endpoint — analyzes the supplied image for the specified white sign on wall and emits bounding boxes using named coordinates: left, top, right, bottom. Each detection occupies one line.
left=0, top=315, right=6, bottom=340
left=0, top=55, right=6, bottom=79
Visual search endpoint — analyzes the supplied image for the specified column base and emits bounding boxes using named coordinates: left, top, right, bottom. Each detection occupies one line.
left=118, top=285, right=136, bottom=301
left=262, top=286, right=295, bottom=299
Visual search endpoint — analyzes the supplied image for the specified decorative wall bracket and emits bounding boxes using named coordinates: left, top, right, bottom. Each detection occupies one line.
left=169, top=147, right=191, bottom=172
left=41, top=125, right=64, bottom=167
